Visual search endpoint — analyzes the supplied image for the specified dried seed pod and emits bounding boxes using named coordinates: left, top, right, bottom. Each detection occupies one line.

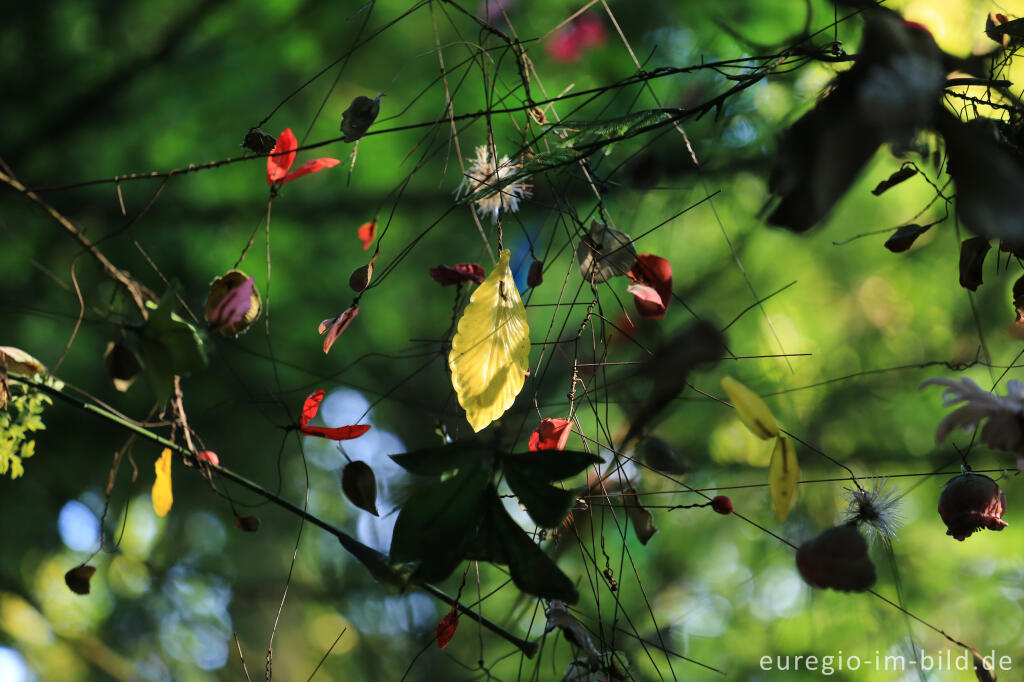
left=234, top=515, right=261, bottom=533
left=65, top=564, right=97, bottom=595
left=241, top=127, right=277, bottom=154
left=340, top=94, right=382, bottom=142
left=710, top=495, right=733, bottom=515
left=796, top=524, right=876, bottom=592
left=938, top=473, right=1007, bottom=541
left=527, top=260, right=543, bottom=288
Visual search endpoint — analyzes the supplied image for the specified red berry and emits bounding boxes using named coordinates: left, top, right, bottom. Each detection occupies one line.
left=710, top=495, right=733, bottom=515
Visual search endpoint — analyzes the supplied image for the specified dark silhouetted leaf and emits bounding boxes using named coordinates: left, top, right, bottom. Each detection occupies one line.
left=502, top=451, right=602, bottom=482
left=884, top=224, right=931, bottom=253
left=504, top=469, right=577, bottom=528
left=1014, top=275, right=1024, bottom=323
left=390, top=441, right=491, bottom=476
left=872, top=166, right=918, bottom=195
left=235, top=515, right=261, bottom=532
left=479, top=491, right=579, bottom=602
left=638, top=436, right=688, bottom=475
left=527, top=260, right=543, bottom=288
left=390, top=464, right=491, bottom=582
left=65, top=564, right=96, bottom=595
left=342, top=461, right=379, bottom=516
left=973, top=648, right=997, bottom=682
left=622, top=488, right=657, bottom=544
left=959, top=237, right=991, bottom=291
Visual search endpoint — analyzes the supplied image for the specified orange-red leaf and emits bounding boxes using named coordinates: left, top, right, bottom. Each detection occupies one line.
left=318, top=306, right=359, bottom=354
left=528, top=418, right=572, bottom=451
left=281, top=157, right=341, bottom=185
left=357, top=221, right=377, bottom=250
left=301, top=423, right=372, bottom=441
left=435, top=607, right=459, bottom=649
left=301, top=390, right=325, bottom=427
left=267, top=128, right=297, bottom=185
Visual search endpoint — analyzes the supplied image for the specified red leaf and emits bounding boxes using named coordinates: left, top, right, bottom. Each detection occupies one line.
left=301, top=390, right=326, bottom=427
left=528, top=418, right=573, bottom=451
left=197, top=450, right=220, bottom=466
left=435, top=607, right=459, bottom=649
left=267, top=128, right=297, bottom=185
left=281, top=157, right=341, bottom=185
left=357, top=221, right=377, bottom=250
left=301, top=423, right=372, bottom=441
left=318, top=306, right=359, bottom=354
left=429, top=263, right=485, bottom=286
left=628, top=254, right=672, bottom=319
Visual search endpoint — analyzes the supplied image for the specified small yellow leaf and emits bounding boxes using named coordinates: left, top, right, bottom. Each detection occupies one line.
left=769, top=436, right=799, bottom=522
left=720, top=376, right=780, bottom=439
left=448, top=250, right=530, bottom=432
left=152, top=448, right=173, bottom=517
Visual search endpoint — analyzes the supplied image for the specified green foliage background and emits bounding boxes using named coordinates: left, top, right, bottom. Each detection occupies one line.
left=2, top=0, right=1023, bottom=680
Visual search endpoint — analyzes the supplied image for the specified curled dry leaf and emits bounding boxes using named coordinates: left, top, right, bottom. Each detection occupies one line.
left=152, top=448, right=173, bottom=517
left=627, top=254, right=672, bottom=319
left=349, top=257, right=375, bottom=293
left=768, top=436, right=799, bottom=522
left=341, top=94, right=382, bottom=142
left=448, top=250, right=530, bottom=432
left=342, top=460, right=379, bottom=516
left=429, top=263, right=485, bottom=286
left=527, top=259, right=543, bottom=288
left=241, top=127, right=277, bottom=154
left=720, top=376, right=780, bottom=440
left=528, top=418, right=572, bottom=451
left=319, top=305, right=359, bottom=354
left=546, top=600, right=601, bottom=666
left=622, top=488, right=657, bottom=545
left=205, top=270, right=262, bottom=336
left=104, top=341, right=141, bottom=391
left=234, top=515, right=261, bottom=532
left=357, top=221, right=376, bottom=250
left=0, top=346, right=46, bottom=377
left=64, top=564, right=97, bottom=596
left=576, top=221, right=637, bottom=284
left=435, top=606, right=459, bottom=649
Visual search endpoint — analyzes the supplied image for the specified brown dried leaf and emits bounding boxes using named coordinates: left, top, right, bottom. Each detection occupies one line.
left=342, top=461, right=379, bottom=516
left=64, top=564, right=96, bottom=595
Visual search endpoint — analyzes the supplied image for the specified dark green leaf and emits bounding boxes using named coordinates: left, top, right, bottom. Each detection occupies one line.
left=502, top=451, right=602, bottom=482
left=342, top=461, right=379, bottom=516
left=481, top=492, right=579, bottom=603
left=504, top=470, right=577, bottom=528
left=136, top=293, right=208, bottom=403
left=389, top=441, right=491, bottom=476
left=390, top=465, right=490, bottom=582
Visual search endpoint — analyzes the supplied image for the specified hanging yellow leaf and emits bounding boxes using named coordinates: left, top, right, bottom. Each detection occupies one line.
left=769, top=436, right=799, bottom=522
left=152, top=448, right=173, bottom=517
left=448, top=249, right=530, bottom=432
left=720, top=376, right=780, bottom=439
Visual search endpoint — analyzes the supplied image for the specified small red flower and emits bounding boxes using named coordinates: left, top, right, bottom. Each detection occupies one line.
left=298, top=390, right=371, bottom=441
left=528, top=418, right=573, bottom=451
left=319, top=306, right=359, bottom=354
left=429, top=263, right=485, bottom=286
left=938, top=473, right=1008, bottom=541
left=546, top=15, right=607, bottom=63
left=627, top=254, right=672, bottom=320
left=266, top=128, right=340, bottom=186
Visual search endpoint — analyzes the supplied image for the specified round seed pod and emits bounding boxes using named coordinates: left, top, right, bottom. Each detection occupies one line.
left=796, top=524, right=876, bottom=592
left=938, top=473, right=1007, bottom=541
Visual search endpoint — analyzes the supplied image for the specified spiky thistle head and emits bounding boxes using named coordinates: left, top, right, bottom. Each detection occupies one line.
left=842, top=479, right=902, bottom=541
left=455, top=145, right=531, bottom=222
